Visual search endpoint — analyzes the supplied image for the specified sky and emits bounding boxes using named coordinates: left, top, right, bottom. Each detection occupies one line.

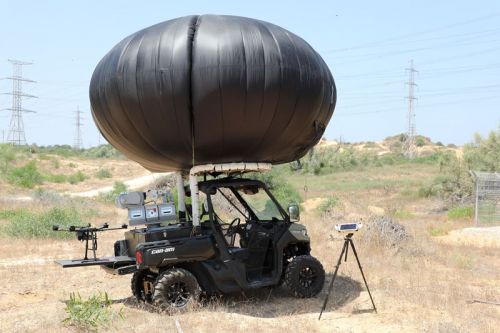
left=0, top=0, right=499, bottom=147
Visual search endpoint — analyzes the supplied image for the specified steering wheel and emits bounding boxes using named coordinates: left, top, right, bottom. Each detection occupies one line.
left=225, top=217, right=241, bottom=237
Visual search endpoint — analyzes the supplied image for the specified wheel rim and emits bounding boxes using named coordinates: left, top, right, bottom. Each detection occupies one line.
left=298, top=266, right=317, bottom=288
left=165, top=282, right=190, bottom=307
left=141, top=280, right=154, bottom=302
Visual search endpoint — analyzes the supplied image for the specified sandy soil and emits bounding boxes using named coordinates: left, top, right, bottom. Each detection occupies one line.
left=437, top=226, right=500, bottom=248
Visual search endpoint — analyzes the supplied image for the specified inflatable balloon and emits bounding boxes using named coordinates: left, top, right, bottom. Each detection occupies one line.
left=90, top=15, right=336, bottom=171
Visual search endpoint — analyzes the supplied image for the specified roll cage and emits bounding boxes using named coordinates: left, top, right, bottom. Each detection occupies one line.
left=197, top=178, right=289, bottom=223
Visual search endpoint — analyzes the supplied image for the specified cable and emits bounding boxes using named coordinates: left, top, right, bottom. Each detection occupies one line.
left=321, top=13, right=500, bottom=54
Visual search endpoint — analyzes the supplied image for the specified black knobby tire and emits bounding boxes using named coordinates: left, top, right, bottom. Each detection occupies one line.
left=283, top=255, right=325, bottom=298
left=153, top=268, right=201, bottom=310
left=131, top=270, right=154, bottom=303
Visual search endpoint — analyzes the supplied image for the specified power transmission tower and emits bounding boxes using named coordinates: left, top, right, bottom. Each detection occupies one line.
left=1, top=59, right=36, bottom=145
left=73, top=106, right=84, bottom=149
left=404, top=59, right=417, bottom=158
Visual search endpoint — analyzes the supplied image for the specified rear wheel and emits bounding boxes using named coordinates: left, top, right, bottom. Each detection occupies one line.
left=283, top=255, right=325, bottom=298
left=131, top=270, right=155, bottom=303
left=153, top=268, right=201, bottom=311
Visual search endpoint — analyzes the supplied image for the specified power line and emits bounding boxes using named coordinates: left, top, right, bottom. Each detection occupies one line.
left=322, top=13, right=500, bottom=54
left=1, top=59, right=37, bottom=145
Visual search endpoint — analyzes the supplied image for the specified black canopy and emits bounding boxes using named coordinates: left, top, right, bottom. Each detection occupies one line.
left=90, top=15, right=336, bottom=172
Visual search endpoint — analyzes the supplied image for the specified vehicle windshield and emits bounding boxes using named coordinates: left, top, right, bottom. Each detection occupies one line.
left=237, top=186, right=284, bottom=221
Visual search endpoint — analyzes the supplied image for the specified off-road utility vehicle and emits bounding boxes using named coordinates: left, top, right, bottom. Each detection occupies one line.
left=55, top=164, right=325, bottom=310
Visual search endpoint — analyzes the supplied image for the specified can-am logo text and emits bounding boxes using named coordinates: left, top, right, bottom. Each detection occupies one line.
left=150, top=247, right=175, bottom=255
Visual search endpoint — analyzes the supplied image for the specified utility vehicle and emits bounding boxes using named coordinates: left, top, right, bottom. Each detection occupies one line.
left=55, top=164, right=325, bottom=310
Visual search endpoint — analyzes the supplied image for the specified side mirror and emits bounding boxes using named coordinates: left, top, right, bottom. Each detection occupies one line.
left=288, top=203, right=300, bottom=222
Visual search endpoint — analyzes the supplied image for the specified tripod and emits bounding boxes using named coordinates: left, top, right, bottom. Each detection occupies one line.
left=318, top=233, right=377, bottom=320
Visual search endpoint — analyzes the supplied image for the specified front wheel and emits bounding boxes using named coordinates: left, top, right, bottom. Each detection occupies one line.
left=283, top=255, right=325, bottom=298
left=153, top=268, right=201, bottom=311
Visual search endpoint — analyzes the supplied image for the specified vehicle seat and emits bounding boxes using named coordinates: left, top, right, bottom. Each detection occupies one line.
left=227, top=247, right=249, bottom=260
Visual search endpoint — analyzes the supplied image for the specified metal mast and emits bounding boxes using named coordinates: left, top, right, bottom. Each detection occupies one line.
left=404, top=59, right=417, bottom=158
left=73, top=106, right=83, bottom=149
left=1, top=59, right=36, bottom=145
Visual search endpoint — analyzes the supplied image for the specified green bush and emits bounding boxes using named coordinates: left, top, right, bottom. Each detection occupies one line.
left=99, top=181, right=128, bottom=203
left=68, top=171, right=87, bottom=184
left=394, top=209, right=415, bottom=219
left=427, top=155, right=474, bottom=203
left=447, top=206, right=473, bottom=219
left=0, top=207, right=84, bottom=239
left=51, top=158, right=60, bottom=169
left=64, top=292, right=123, bottom=332
left=296, top=144, right=453, bottom=176
left=417, top=185, right=435, bottom=198
left=427, top=225, right=447, bottom=237
left=415, top=137, right=426, bottom=147
left=45, top=173, right=67, bottom=183
left=95, top=168, right=112, bottom=179
left=7, top=160, right=43, bottom=188
left=317, top=196, right=339, bottom=215
left=249, top=168, right=301, bottom=207
left=463, top=128, right=500, bottom=172
left=0, top=144, right=16, bottom=175
left=82, top=145, right=122, bottom=159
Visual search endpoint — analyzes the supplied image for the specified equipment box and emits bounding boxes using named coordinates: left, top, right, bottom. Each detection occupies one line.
left=125, top=224, right=193, bottom=253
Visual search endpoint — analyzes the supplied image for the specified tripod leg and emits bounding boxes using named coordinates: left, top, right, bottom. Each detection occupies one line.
left=349, top=240, right=377, bottom=313
left=344, top=242, right=349, bottom=262
left=319, top=240, right=348, bottom=320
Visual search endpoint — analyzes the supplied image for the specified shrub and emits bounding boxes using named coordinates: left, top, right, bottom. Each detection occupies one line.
left=95, top=168, right=112, bottom=179
left=429, top=157, right=474, bottom=203
left=0, top=144, right=16, bottom=174
left=83, top=145, right=122, bottom=159
left=463, top=128, right=500, bottom=172
left=0, top=207, right=84, bottom=239
left=7, top=160, right=43, bottom=188
left=447, top=206, right=473, bottom=219
left=31, top=188, right=65, bottom=204
left=45, top=173, right=67, bottom=183
left=427, top=225, right=447, bottom=237
left=100, top=181, right=128, bottom=203
left=249, top=168, right=301, bottom=207
left=362, top=216, right=411, bottom=248
left=417, top=185, right=435, bottom=198
left=415, top=137, right=426, bottom=147
left=317, top=196, right=339, bottom=217
left=64, top=292, right=123, bottom=332
left=394, top=209, right=415, bottom=219
left=51, top=158, right=60, bottom=169
left=295, top=144, right=453, bottom=175
left=68, top=171, right=87, bottom=184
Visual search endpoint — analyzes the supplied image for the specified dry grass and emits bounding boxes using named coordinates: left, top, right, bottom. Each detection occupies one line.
left=0, top=162, right=499, bottom=332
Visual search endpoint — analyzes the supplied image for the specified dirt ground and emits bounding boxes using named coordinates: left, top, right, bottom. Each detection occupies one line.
left=0, top=160, right=499, bottom=333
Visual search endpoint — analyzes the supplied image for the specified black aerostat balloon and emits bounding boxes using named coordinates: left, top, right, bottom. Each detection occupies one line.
left=90, top=15, right=336, bottom=172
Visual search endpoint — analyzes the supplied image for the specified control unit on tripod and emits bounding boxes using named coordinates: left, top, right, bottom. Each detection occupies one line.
left=319, top=221, right=376, bottom=319
left=335, top=222, right=363, bottom=233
